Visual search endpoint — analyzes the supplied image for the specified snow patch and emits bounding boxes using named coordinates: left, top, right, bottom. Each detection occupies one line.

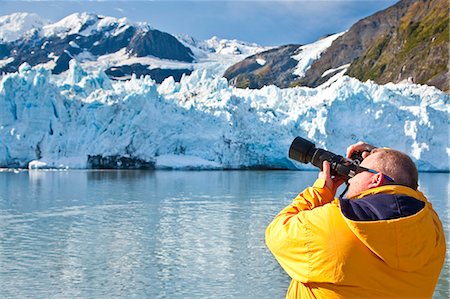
left=256, top=58, right=266, bottom=66
left=69, top=41, right=80, bottom=48
left=292, top=32, right=345, bottom=78
left=0, top=57, right=14, bottom=68
left=0, top=13, right=48, bottom=42
left=321, top=63, right=350, bottom=78
left=41, top=12, right=135, bottom=38
left=177, top=34, right=269, bottom=77
left=200, top=36, right=266, bottom=56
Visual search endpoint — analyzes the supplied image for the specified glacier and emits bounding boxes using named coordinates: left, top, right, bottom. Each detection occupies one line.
left=0, top=60, right=448, bottom=171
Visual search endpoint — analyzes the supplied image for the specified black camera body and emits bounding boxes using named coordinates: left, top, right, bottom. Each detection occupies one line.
left=288, top=136, right=362, bottom=180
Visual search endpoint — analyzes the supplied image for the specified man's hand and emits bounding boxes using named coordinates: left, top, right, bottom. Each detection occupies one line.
left=346, top=141, right=377, bottom=160
left=318, top=161, right=345, bottom=196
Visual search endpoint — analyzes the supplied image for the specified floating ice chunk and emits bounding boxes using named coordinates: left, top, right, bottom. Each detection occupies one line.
left=28, top=160, right=48, bottom=169
left=28, top=157, right=87, bottom=169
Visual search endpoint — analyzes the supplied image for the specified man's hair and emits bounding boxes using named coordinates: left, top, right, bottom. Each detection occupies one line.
left=371, top=148, right=419, bottom=190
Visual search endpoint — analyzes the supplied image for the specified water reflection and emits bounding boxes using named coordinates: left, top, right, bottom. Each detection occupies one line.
left=0, top=170, right=447, bottom=298
left=419, top=173, right=449, bottom=299
left=86, top=169, right=155, bottom=181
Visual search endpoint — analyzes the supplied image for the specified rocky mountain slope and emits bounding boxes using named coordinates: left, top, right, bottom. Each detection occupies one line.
left=225, top=0, right=448, bottom=93
left=223, top=44, right=301, bottom=89
left=346, top=0, right=448, bottom=91
left=223, top=33, right=343, bottom=89
left=296, top=0, right=448, bottom=92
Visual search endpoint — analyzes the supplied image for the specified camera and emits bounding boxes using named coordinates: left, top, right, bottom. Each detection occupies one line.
left=288, top=136, right=363, bottom=180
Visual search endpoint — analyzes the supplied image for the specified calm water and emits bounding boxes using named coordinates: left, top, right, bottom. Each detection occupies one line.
left=0, top=170, right=448, bottom=298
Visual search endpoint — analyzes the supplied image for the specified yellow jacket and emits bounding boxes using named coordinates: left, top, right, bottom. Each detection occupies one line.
left=266, top=179, right=446, bottom=298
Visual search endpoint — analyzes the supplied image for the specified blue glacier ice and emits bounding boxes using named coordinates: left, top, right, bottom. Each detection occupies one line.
left=0, top=60, right=448, bottom=171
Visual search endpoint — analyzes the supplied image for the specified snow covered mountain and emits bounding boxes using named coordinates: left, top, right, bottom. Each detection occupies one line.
left=0, top=12, right=266, bottom=82
left=0, top=12, right=49, bottom=42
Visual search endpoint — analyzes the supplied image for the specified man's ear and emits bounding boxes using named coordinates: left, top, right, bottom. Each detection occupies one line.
left=368, top=173, right=384, bottom=188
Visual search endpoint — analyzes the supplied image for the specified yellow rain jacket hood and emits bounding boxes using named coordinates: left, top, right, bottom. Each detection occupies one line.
left=266, top=180, right=446, bottom=299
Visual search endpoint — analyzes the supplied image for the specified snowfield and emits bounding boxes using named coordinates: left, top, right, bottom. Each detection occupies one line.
left=0, top=60, right=448, bottom=171
left=292, top=32, right=345, bottom=78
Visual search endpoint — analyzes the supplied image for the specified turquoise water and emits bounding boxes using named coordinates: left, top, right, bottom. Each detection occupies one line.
left=0, top=170, right=448, bottom=298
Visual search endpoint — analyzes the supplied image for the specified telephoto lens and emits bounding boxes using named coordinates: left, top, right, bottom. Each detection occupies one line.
left=288, top=137, right=316, bottom=164
left=288, top=136, right=359, bottom=180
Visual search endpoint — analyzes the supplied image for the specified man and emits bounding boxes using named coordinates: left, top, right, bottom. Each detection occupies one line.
left=266, top=142, right=446, bottom=298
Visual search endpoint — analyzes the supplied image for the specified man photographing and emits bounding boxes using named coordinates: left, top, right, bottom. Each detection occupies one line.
left=266, top=141, right=446, bottom=298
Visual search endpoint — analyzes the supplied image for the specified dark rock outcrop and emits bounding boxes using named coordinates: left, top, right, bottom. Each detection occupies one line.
left=105, top=64, right=192, bottom=82
left=87, top=155, right=155, bottom=169
left=224, top=44, right=301, bottom=89
left=127, top=29, right=194, bottom=62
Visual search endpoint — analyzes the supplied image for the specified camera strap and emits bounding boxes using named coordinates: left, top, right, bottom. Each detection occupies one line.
left=339, top=181, right=350, bottom=198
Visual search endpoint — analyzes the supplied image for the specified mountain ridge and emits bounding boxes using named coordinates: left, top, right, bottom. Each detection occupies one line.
left=0, top=12, right=267, bottom=83
left=224, top=0, right=448, bottom=93
left=294, top=0, right=448, bottom=92
left=0, top=12, right=195, bottom=79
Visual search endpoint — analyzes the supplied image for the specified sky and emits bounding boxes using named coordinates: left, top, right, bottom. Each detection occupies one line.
left=0, top=0, right=399, bottom=46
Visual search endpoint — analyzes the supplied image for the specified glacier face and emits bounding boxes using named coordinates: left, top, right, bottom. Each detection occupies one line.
left=0, top=61, right=448, bottom=171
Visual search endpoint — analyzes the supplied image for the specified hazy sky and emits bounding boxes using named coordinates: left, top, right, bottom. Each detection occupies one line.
left=0, top=0, right=398, bottom=46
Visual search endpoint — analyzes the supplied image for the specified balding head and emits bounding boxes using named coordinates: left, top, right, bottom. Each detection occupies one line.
left=369, top=148, right=419, bottom=190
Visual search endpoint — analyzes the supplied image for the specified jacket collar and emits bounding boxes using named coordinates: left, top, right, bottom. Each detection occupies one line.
left=350, top=185, right=427, bottom=202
